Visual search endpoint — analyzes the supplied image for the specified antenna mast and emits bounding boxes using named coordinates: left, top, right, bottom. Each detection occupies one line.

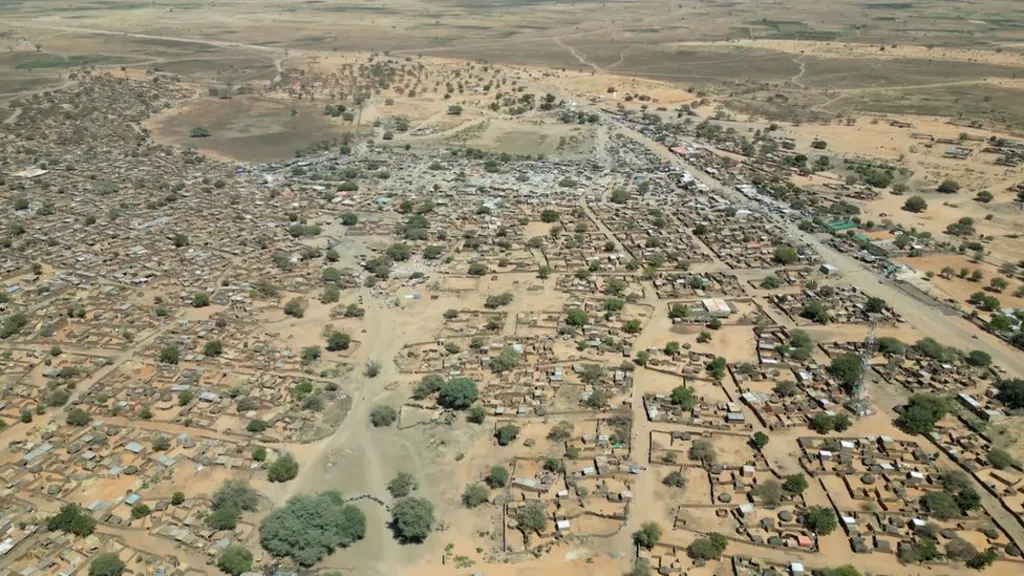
left=857, top=321, right=877, bottom=403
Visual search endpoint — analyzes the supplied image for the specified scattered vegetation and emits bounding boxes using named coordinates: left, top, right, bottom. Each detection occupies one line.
left=260, top=492, right=365, bottom=566
left=371, top=405, right=398, bottom=427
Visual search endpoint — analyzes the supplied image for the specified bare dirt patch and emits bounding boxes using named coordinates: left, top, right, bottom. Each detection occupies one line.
left=463, top=119, right=594, bottom=157
left=146, top=96, right=362, bottom=162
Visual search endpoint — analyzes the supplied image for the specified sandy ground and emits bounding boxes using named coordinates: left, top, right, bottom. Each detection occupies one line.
left=894, top=254, right=1024, bottom=312
left=4, top=7, right=1024, bottom=576
left=673, top=39, right=1024, bottom=68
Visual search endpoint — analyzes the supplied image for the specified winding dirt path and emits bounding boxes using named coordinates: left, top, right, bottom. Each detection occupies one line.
left=789, top=54, right=806, bottom=88
left=555, top=37, right=602, bottom=73
left=607, top=46, right=631, bottom=71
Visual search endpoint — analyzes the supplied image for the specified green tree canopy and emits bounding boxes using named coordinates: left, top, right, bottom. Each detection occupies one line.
left=268, top=453, right=299, bottom=483
left=753, top=479, right=782, bottom=505
left=921, top=491, right=960, bottom=520
left=955, top=486, right=982, bottom=514
left=159, top=344, right=180, bottom=364
left=937, top=179, right=960, bottom=193
left=580, top=363, right=606, bottom=385
left=423, top=244, right=443, bottom=259
left=706, top=357, right=727, bottom=379
left=217, top=546, right=253, bottom=576
left=966, top=350, right=992, bottom=367
left=828, top=353, right=863, bottom=394
left=371, top=405, right=398, bottom=427
left=438, top=377, right=478, bottom=410
left=260, top=492, right=366, bottom=566
left=914, top=337, right=954, bottom=361
left=496, top=424, right=520, bottom=446
left=462, top=483, right=489, bottom=508
left=670, top=385, right=694, bottom=409
left=611, top=188, right=630, bottom=204
left=390, top=497, right=434, bottom=543
left=773, top=246, right=799, bottom=264
left=687, top=533, right=728, bottom=559
left=689, top=439, right=717, bottom=466
left=387, top=243, right=412, bottom=261
left=487, top=466, right=510, bottom=488
left=822, top=566, right=861, bottom=576
left=876, top=337, right=906, bottom=356
left=751, top=431, right=769, bottom=450
left=663, top=470, right=686, bottom=488
left=996, top=378, right=1024, bottom=409
left=88, top=553, right=125, bottom=576
left=903, top=196, right=927, bottom=213
left=413, top=374, right=445, bottom=400
left=516, top=500, right=548, bottom=533
left=326, top=331, right=351, bottom=351
left=633, top=522, right=662, bottom=549
left=802, top=505, right=838, bottom=535
left=801, top=301, right=831, bottom=324
left=207, top=476, right=260, bottom=521
left=565, top=308, right=589, bottom=326
left=388, top=472, right=418, bottom=498
left=896, top=394, right=950, bottom=434
left=865, top=296, right=887, bottom=313
left=47, top=503, right=96, bottom=537
left=66, top=408, right=91, bottom=427
left=490, top=346, right=521, bottom=373
left=987, top=448, right=1015, bottom=470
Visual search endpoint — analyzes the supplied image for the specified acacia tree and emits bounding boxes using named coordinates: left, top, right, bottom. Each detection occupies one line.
left=903, top=196, right=927, bottom=213
left=687, top=533, right=728, bottom=559
left=390, top=497, right=434, bottom=543
left=462, top=483, right=489, bottom=508
left=828, top=353, right=863, bottom=394
left=921, top=491, right=960, bottom=520
left=802, top=505, right=838, bottom=535
left=47, top=503, right=96, bottom=536
left=516, top=501, right=548, bottom=542
left=633, top=522, right=662, bottom=549
left=783, top=473, right=808, bottom=494
left=487, top=466, right=510, bottom=488
left=438, top=377, right=478, bottom=409
left=750, top=431, right=770, bottom=450
left=773, top=246, right=798, bottom=264
left=217, top=546, right=253, bottom=576
left=896, top=394, right=949, bottom=434
left=260, top=492, right=366, bottom=566
left=88, top=553, right=125, bottom=576
left=388, top=472, right=418, bottom=498
left=268, top=453, right=299, bottom=482
left=580, top=363, right=605, bottom=385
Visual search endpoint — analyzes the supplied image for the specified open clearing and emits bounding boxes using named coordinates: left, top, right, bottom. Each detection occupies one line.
left=463, top=120, right=595, bottom=157
left=146, top=97, right=362, bottom=162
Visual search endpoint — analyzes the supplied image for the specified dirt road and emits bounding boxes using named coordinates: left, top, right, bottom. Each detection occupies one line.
left=272, top=286, right=433, bottom=575
left=609, top=125, right=1024, bottom=376
left=605, top=120, right=1024, bottom=556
